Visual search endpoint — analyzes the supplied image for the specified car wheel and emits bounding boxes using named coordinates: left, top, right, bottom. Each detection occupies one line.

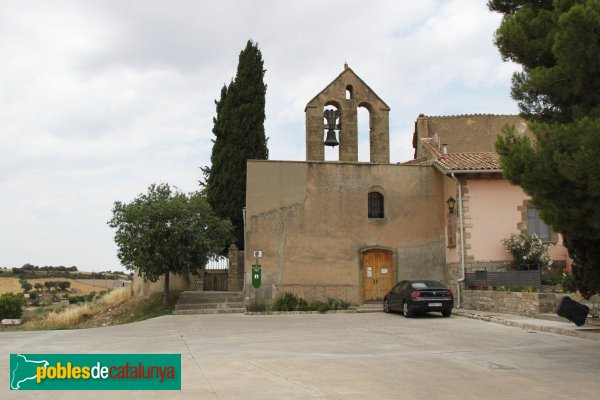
left=442, top=308, right=452, bottom=317
left=383, top=299, right=390, bottom=313
left=403, top=301, right=413, bottom=318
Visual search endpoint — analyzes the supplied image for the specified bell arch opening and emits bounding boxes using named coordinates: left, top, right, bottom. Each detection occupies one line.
left=323, top=102, right=341, bottom=161
left=357, top=105, right=371, bottom=162
left=346, top=85, right=353, bottom=100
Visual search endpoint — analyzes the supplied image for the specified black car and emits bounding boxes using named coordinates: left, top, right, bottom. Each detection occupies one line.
left=383, top=280, right=454, bottom=317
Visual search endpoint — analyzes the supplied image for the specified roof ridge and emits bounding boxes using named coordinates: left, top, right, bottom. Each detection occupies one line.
left=418, top=113, right=520, bottom=119
left=305, top=65, right=390, bottom=110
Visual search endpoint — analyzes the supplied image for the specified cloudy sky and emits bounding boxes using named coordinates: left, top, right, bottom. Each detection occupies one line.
left=0, top=0, right=519, bottom=271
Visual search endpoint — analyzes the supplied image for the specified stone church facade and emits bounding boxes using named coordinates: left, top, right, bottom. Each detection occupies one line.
left=245, top=66, right=446, bottom=304
left=244, top=65, right=568, bottom=305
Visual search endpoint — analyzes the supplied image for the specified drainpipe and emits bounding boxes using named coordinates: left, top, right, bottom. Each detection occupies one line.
left=242, top=207, right=247, bottom=294
left=450, top=173, right=465, bottom=308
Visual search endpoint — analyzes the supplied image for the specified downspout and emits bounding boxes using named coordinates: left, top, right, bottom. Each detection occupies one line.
left=242, top=207, right=247, bottom=294
left=450, top=173, right=466, bottom=308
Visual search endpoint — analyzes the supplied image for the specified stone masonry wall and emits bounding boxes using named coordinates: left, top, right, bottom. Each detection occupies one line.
left=462, top=290, right=600, bottom=316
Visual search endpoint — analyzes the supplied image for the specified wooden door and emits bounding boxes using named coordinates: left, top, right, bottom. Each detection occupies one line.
left=363, top=251, right=393, bottom=302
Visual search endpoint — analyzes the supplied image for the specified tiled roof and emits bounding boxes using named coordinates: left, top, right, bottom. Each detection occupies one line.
left=418, top=113, right=518, bottom=119
left=420, top=138, right=502, bottom=173
left=435, top=152, right=502, bottom=172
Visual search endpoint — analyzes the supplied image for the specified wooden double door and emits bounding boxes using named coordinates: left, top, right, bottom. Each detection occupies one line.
left=362, top=250, right=393, bottom=302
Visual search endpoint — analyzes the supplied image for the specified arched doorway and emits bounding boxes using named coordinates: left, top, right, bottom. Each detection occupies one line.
left=361, top=249, right=394, bottom=302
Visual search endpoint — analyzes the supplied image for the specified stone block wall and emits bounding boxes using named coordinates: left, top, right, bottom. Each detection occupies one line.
left=461, top=290, right=600, bottom=316
left=272, top=284, right=356, bottom=304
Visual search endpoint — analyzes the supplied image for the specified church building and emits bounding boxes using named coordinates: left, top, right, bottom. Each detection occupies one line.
left=244, top=65, right=568, bottom=305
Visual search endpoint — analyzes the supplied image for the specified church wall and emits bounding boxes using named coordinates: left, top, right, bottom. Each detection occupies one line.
left=245, top=160, right=446, bottom=304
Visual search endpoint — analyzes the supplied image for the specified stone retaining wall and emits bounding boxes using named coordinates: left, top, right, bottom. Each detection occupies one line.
left=461, top=290, right=600, bottom=316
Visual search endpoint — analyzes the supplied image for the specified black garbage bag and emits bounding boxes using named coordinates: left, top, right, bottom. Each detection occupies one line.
left=556, top=296, right=589, bottom=327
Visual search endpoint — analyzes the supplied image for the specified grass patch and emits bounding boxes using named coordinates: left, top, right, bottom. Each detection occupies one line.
left=19, top=287, right=179, bottom=330
left=111, top=291, right=180, bottom=325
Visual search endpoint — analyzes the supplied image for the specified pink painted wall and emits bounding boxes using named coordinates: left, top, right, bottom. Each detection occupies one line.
left=468, top=179, right=523, bottom=261
left=467, top=179, right=567, bottom=262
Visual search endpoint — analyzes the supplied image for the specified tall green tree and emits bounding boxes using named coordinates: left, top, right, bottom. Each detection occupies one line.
left=202, top=40, right=269, bottom=250
left=490, top=0, right=600, bottom=297
left=108, top=183, right=233, bottom=303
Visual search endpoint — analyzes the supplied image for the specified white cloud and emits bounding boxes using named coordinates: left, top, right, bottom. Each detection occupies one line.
left=0, top=0, right=519, bottom=270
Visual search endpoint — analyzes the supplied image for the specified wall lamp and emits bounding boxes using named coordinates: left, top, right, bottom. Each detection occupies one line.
left=447, top=196, right=456, bottom=214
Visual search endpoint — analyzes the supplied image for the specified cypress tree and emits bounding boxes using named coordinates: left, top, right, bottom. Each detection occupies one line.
left=202, top=40, right=268, bottom=250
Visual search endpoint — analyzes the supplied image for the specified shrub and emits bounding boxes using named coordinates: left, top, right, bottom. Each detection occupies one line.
left=309, top=300, right=330, bottom=313
left=561, top=272, right=576, bottom=293
left=296, top=298, right=310, bottom=311
left=502, top=233, right=553, bottom=270
left=0, top=293, right=26, bottom=319
left=272, top=292, right=299, bottom=311
left=327, top=297, right=350, bottom=310
left=271, top=292, right=350, bottom=312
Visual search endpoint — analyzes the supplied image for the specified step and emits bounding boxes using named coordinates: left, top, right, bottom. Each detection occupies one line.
left=177, top=296, right=244, bottom=304
left=173, top=308, right=246, bottom=315
left=356, top=304, right=383, bottom=313
left=179, top=291, right=243, bottom=299
left=175, top=302, right=245, bottom=311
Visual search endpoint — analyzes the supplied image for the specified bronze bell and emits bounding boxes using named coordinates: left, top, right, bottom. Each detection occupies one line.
left=323, top=109, right=340, bottom=147
left=324, top=129, right=339, bottom=147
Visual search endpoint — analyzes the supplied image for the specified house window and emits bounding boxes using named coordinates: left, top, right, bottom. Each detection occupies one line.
left=527, top=206, right=552, bottom=242
left=368, top=192, right=384, bottom=218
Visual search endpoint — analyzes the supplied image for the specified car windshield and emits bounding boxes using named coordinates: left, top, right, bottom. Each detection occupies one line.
left=411, top=281, right=444, bottom=289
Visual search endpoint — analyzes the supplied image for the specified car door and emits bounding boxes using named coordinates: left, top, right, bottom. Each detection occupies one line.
left=396, top=281, right=411, bottom=308
left=388, top=281, right=405, bottom=311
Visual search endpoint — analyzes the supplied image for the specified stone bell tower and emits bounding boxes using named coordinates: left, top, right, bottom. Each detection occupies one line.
left=305, top=64, right=390, bottom=163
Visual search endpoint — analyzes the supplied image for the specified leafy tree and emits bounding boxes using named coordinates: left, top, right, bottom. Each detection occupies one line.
left=108, top=183, right=233, bottom=303
left=34, top=283, right=44, bottom=291
left=0, top=293, right=26, bottom=319
left=21, top=263, right=35, bottom=271
left=490, top=0, right=600, bottom=298
left=202, top=40, right=269, bottom=250
left=57, top=281, right=71, bottom=291
left=20, top=281, right=33, bottom=292
left=44, top=281, right=55, bottom=291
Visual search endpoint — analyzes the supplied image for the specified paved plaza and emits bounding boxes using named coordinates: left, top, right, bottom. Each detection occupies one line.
left=1, top=313, right=599, bottom=399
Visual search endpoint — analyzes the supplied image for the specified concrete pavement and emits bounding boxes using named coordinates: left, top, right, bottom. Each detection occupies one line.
left=1, top=312, right=600, bottom=399
left=455, top=308, right=600, bottom=342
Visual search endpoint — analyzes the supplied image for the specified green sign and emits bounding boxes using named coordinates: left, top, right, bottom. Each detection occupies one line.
left=10, top=353, right=181, bottom=390
left=252, top=265, right=261, bottom=288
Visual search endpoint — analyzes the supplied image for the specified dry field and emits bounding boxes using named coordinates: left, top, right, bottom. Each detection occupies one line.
left=0, top=277, right=111, bottom=295
left=0, top=277, right=21, bottom=294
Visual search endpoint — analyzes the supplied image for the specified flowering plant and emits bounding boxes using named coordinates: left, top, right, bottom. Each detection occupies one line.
left=502, top=233, right=553, bottom=270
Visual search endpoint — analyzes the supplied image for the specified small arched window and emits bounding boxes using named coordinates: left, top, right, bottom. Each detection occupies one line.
left=346, top=85, right=353, bottom=100
left=368, top=192, right=384, bottom=218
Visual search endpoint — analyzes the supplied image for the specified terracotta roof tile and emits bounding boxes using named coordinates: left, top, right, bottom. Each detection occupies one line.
left=435, top=152, right=501, bottom=171
left=420, top=137, right=502, bottom=172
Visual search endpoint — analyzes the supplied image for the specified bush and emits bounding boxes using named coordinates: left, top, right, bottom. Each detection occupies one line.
left=327, top=297, right=350, bottom=310
left=309, top=300, right=330, bottom=313
left=271, top=292, right=351, bottom=312
left=502, top=233, right=553, bottom=270
left=561, top=272, right=576, bottom=293
left=0, top=293, right=26, bottom=319
left=272, top=292, right=299, bottom=311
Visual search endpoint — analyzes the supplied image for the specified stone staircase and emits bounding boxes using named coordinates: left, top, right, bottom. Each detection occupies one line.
left=174, top=291, right=246, bottom=315
left=356, top=302, right=384, bottom=313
